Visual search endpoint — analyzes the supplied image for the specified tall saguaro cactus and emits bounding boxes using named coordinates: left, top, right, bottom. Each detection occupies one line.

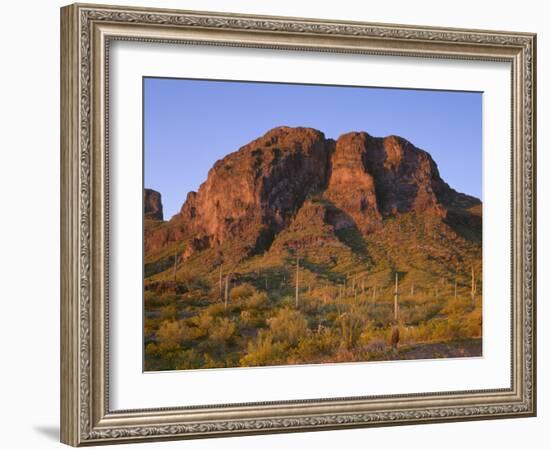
left=224, top=274, right=230, bottom=310
left=295, top=256, right=300, bottom=308
left=471, top=265, right=477, bottom=305
left=394, top=272, right=400, bottom=322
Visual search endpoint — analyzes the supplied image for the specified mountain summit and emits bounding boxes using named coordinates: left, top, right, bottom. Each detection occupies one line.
left=145, top=126, right=480, bottom=266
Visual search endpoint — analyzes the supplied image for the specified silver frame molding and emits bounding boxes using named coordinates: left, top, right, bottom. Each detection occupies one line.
left=60, top=3, right=536, bottom=446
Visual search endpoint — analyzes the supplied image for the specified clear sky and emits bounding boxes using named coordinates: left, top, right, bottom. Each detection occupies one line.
left=144, top=77, right=482, bottom=219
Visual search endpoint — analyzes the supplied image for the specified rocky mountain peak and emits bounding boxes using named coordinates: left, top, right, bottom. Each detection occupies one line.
left=176, top=126, right=333, bottom=255
left=145, top=126, right=480, bottom=263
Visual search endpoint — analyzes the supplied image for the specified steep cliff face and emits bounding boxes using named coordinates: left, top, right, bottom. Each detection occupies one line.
left=363, top=135, right=449, bottom=217
left=179, top=126, right=334, bottom=256
left=324, top=132, right=381, bottom=234
left=144, top=188, right=163, bottom=221
left=145, top=126, right=480, bottom=263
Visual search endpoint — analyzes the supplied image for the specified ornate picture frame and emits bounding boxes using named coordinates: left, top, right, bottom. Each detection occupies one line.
left=60, top=3, right=536, bottom=446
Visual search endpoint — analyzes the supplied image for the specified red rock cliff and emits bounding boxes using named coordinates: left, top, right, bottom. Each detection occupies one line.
left=145, top=126, right=480, bottom=261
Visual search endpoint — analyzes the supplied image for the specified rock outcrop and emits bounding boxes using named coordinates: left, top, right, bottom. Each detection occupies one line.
left=144, top=188, right=163, bottom=221
left=144, top=126, right=481, bottom=262
left=179, top=126, right=333, bottom=256
left=325, top=132, right=381, bottom=233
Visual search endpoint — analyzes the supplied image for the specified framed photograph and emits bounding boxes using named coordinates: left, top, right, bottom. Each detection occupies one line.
left=60, top=3, right=536, bottom=446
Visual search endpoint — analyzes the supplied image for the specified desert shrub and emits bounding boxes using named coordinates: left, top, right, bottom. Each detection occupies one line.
left=363, top=338, right=388, bottom=355
left=332, top=347, right=357, bottom=363
left=337, top=308, right=368, bottom=350
left=238, top=308, right=266, bottom=328
left=209, top=317, right=236, bottom=343
left=144, top=290, right=156, bottom=302
left=144, top=290, right=164, bottom=307
left=144, top=289, right=177, bottom=307
left=431, top=319, right=466, bottom=341
left=316, top=326, right=340, bottom=354
left=176, top=271, right=210, bottom=293
left=404, top=322, right=435, bottom=343
left=358, top=324, right=386, bottom=347
left=145, top=342, right=160, bottom=357
left=239, top=310, right=253, bottom=326
left=293, top=327, right=339, bottom=362
left=160, top=303, right=178, bottom=321
left=156, top=320, right=188, bottom=352
left=400, top=301, right=443, bottom=326
left=293, top=332, right=318, bottom=361
left=232, top=291, right=270, bottom=328
left=278, top=295, right=295, bottom=309
left=202, top=353, right=222, bottom=369
left=191, top=311, right=215, bottom=337
left=223, top=351, right=241, bottom=368
left=247, top=291, right=268, bottom=309
left=397, top=299, right=480, bottom=344
left=442, top=297, right=473, bottom=316
left=300, top=296, right=324, bottom=315
left=175, top=349, right=204, bottom=370
left=267, top=308, right=308, bottom=346
left=229, top=283, right=256, bottom=301
left=144, top=317, right=160, bottom=339
left=240, top=330, right=286, bottom=366
left=324, top=310, right=340, bottom=324
left=365, top=303, right=393, bottom=328
left=159, top=292, right=178, bottom=305
left=205, top=302, right=227, bottom=317
left=464, top=307, right=482, bottom=338
left=397, top=325, right=418, bottom=345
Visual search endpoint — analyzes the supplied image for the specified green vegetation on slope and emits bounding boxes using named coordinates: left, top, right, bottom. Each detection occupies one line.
left=144, top=210, right=482, bottom=371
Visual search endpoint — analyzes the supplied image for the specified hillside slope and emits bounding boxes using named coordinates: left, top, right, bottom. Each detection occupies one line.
left=143, top=127, right=482, bottom=371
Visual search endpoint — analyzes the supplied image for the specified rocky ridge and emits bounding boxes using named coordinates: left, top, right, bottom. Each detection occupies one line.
left=144, top=126, right=481, bottom=264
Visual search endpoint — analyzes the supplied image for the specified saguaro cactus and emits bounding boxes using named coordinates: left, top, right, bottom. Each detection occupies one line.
left=295, top=256, right=300, bottom=308
left=471, top=265, right=477, bottom=305
left=394, top=272, right=400, bottom=321
left=391, top=325, right=400, bottom=350
left=224, top=274, right=230, bottom=310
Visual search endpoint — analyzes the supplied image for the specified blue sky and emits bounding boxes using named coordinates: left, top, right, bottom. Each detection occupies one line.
left=144, top=78, right=482, bottom=219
